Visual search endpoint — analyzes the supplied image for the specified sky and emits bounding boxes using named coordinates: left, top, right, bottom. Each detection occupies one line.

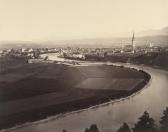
left=0, top=0, right=168, bottom=41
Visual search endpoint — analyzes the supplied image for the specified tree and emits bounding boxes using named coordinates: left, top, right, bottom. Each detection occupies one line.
left=132, top=111, right=157, bottom=132
left=160, top=107, right=168, bottom=132
left=84, top=128, right=89, bottom=132
left=84, top=124, right=99, bottom=132
left=62, top=129, right=66, bottom=132
left=117, top=122, right=131, bottom=132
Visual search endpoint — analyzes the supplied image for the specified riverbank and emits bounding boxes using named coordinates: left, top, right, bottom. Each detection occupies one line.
left=0, top=61, right=151, bottom=131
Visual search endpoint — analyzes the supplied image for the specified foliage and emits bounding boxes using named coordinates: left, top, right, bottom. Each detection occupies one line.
left=84, top=124, right=99, bottom=132
left=62, top=129, right=66, bottom=132
left=160, top=107, right=168, bottom=132
left=117, top=122, right=131, bottom=132
left=132, top=111, right=157, bottom=132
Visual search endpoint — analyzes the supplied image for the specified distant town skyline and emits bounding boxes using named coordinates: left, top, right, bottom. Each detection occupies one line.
left=0, top=0, right=168, bottom=41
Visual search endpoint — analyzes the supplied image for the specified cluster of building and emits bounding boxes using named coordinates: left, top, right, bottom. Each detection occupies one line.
left=0, top=48, right=35, bottom=58
left=60, top=33, right=167, bottom=59
left=1, top=33, right=168, bottom=62
left=0, top=44, right=167, bottom=61
left=61, top=44, right=165, bottom=60
left=0, top=47, right=61, bottom=58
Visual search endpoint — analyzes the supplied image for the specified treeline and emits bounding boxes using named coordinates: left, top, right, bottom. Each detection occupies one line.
left=62, top=107, right=168, bottom=132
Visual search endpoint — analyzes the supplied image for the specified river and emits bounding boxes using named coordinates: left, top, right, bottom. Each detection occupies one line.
left=3, top=53, right=168, bottom=132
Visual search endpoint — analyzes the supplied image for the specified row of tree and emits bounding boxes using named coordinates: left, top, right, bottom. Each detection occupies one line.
left=118, top=107, right=168, bottom=132
left=62, top=107, right=168, bottom=132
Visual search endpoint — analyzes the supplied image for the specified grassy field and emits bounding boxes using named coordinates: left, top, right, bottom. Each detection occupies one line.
left=0, top=63, right=150, bottom=130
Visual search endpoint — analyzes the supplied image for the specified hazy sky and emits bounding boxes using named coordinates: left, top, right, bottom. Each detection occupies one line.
left=0, top=0, right=168, bottom=41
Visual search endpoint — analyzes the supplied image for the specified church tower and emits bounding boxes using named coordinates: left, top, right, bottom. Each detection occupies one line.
left=132, top=32, right=135, bottom=53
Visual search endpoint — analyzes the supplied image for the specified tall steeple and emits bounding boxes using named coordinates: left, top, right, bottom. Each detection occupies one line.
left=132, top=32, right=135, bottom=53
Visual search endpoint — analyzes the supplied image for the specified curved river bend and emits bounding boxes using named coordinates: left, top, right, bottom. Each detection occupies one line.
left=4, top=54, right=168, bottom=132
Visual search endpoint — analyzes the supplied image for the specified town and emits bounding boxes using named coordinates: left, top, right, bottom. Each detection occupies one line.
left=0, top=41, right=168, bottom=60
left=1, top=39, right=168, bottom=64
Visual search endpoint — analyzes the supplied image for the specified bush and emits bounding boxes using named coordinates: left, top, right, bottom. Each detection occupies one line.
left=117, top=122, right=131, bottom=132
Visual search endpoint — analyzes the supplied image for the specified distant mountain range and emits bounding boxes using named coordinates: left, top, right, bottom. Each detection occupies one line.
left=137, top=27, right=168, bottom=36
left=0, top=27, right=168, bottom=49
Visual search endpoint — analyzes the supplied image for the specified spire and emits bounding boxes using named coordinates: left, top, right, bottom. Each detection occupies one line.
left=132, top=32, right=135, bottom=44
left=132, top=32, right=135, bottom=53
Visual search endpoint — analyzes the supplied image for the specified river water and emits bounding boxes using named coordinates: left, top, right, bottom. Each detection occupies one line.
left=3, top=53, right=168, bottom=132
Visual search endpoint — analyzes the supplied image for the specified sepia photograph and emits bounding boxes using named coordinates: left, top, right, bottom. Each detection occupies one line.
left=0, top=0, right=168, bottom=132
